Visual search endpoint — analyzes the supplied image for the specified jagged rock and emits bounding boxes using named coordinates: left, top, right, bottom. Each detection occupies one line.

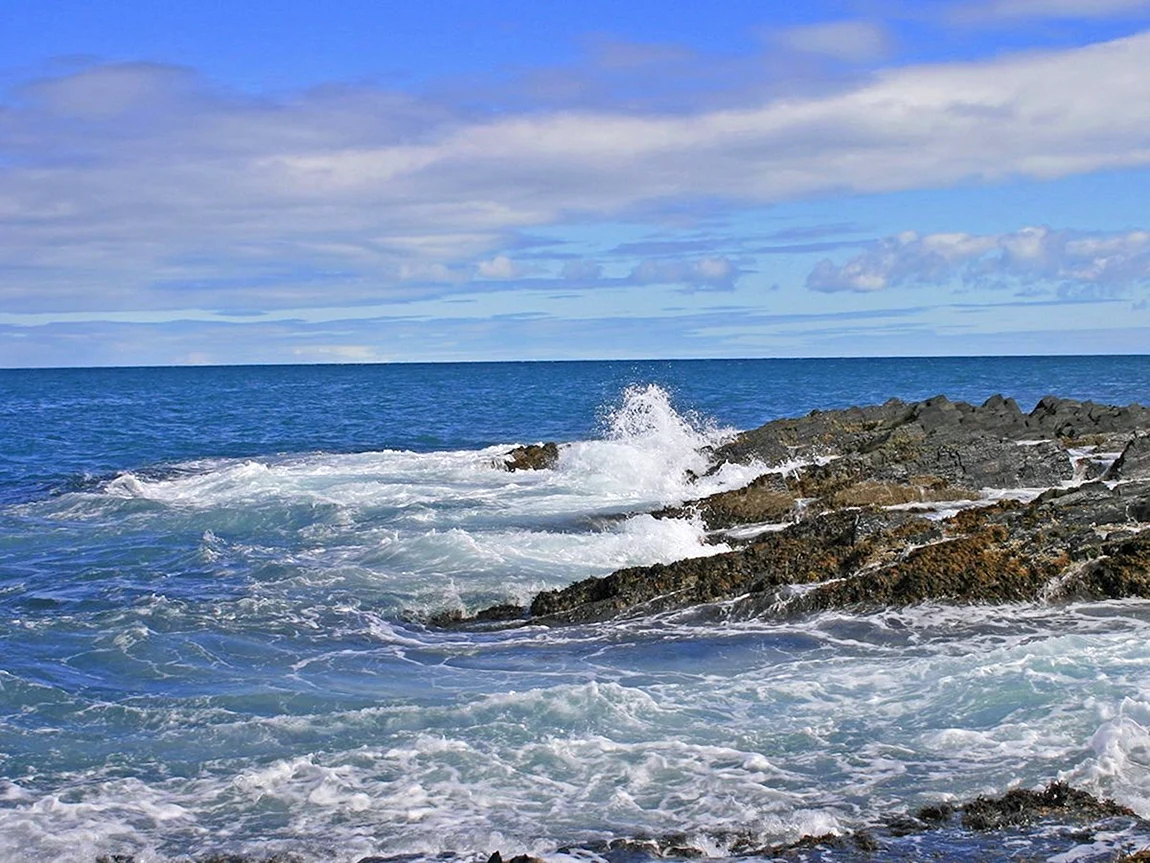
left=961, top=782, right=1134, bottom=830
left=654, top=472, right=797, bottom=529
left=525, top=509, right=946, bottom=624
left=501, top=442, right=560, bottom=471
left=713, top=393, right=1150, bottom=490
left=472, top=478, right=1150, bottom=626
left=1106, top=434, right=1150, bottom=481
left=450, top=396, right=1150, bottom=628
left=426, top=602, right=526, bottom=628
left=661, top=461, right=978, bottom=532
left=486, top=853, right=546, bottom=863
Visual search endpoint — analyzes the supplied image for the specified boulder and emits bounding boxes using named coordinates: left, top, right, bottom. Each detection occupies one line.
left=1105, top=434, right=1150, bottom=481
left=501, top=442, right=560, bottom=471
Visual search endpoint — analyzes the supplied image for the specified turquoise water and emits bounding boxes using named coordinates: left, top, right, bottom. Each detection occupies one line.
left=2, top=357, right=1150, bottom=862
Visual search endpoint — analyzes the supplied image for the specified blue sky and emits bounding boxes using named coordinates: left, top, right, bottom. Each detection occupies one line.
left=4, top=0, right=1150, bottom=366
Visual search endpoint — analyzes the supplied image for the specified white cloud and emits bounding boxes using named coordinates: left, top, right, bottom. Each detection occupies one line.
left=6, top=32, right=1150, bottom=314
left=475, top=255, right=521, bottom=280
left=807, top=226, right=1150, bottom=293
left=958, top=0, right=1150, bottom=21
left=773, top=20, right=892, bottom=63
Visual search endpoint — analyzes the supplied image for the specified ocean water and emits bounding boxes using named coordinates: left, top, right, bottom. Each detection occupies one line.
left=2, top=357, right=1150, bottom=862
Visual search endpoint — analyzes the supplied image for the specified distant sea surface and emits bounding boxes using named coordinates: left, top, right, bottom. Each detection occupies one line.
left=2, top=356, right=1150, bottom=862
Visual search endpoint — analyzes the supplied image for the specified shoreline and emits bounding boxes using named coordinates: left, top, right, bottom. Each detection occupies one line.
left=93, top=782, right=1150, bottom=862
left=452, top=393, right=1150, bottom=628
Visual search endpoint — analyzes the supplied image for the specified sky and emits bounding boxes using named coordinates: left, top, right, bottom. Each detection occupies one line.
left=4, top=1, right=1150, bottom=366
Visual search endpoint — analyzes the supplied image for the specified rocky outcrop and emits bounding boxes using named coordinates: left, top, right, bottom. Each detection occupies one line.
left=655, top=460, right=979, bottom=531
left=712, top=393, right=1149, bottom=491
left=959, top=781, right=1134, bottom=830
left=450, top=395, right=1150, bottom=628
left=1107, top=434, right=1150, bottom=481
left=500, top=442, right=560, bottom=471
left=523, top=481, right=1150, bottom=625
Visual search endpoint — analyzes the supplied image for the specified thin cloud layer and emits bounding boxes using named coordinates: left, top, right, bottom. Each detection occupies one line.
left=807, top=226, right=1150, bottom=294
left=958, top=0, right=1150, bottom=21
left=4, top=31, right=1150, bottom=317
left=629, top=257, right=739, bottom=289
left=773, top=20, right=893, bottom=63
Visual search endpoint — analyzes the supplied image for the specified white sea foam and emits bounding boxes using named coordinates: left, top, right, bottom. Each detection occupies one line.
left=7, top=604, right=1150, bottom=861
left=30, top=384, right=751, bottom=616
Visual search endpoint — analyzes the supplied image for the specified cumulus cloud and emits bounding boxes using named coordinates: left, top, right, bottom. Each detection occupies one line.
left=807, top=226, right=1150, bottom=293
left=6, top=31, right=1150, bottom=315
left=475, top=255, right=522, bottom=280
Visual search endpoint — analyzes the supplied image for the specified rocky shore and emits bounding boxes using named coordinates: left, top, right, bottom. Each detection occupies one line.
left=458, top=394, right=1150, bottom=627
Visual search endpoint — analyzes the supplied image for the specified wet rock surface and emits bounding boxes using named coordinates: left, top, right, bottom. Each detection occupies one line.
left=457, top=395, right=1150, bottom=627
left=501, top=442, right=560, bottom=471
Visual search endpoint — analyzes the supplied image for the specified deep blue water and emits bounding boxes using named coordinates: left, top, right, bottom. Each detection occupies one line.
left=2, top=357, right=1150, bottom=863
left=5, top=356, right=1150, bottom=505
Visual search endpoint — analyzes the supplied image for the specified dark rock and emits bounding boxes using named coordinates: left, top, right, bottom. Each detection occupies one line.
left=469, top=395, right=1150, bottom=627
left=661, top=460, right=977, bottom=533
left=1106, top=434, right=1150, bottom=481
left=485, top=854, right=545, bottom=863
left=713, top=394, right=1150, bottom=489
left=425, top=602, right=527, bottom=629
left=914, top=802, right=956, bottom=825
left=595, top=834, right=704, bottom=858
left=501, top=442, right=560, bottom=471
left=961, top=781, right=1134, bottom=830
left=474, top=603, right=526, bottom=622
left=654, top=472, right=796, bottom=529
left=528, top=509, right=892, bottom=624
left=1057, top=530, right=1150, bottom=601
left=492, top=481, right=1150, bottom=624
left=426, top=608, right=466, bottom=627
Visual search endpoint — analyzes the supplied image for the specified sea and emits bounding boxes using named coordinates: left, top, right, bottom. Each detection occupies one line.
left=3, top=356, right=1150, bottom=863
